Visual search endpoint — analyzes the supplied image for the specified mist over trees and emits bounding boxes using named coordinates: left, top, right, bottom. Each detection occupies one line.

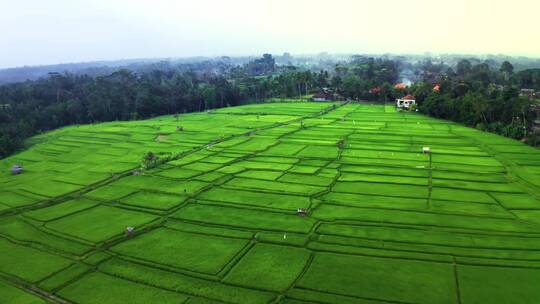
left=1, top=54, right=540, bottom=158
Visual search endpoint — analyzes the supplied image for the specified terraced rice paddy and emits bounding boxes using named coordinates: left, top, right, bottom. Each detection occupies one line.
left=2, top=101, right=540, bottom=303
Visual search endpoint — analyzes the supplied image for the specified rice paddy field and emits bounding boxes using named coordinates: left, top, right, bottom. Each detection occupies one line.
left=2, top=101, right=540, bottom=303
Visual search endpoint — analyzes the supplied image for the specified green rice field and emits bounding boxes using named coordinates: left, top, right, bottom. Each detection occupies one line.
left=2, top=101, right=540, bottom=303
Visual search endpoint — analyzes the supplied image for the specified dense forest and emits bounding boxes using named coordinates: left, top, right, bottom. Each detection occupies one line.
left=0, top=70, right=242, bottom=157
left=410, top=61, right=540, bottom=143
left=1, top=54, right=540, bottom=158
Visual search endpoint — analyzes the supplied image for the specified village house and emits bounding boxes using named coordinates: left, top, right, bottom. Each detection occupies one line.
left=394, top=83, right=408, bottom=90
left=312, top=91, right=333, bottom=101
left=396, top=94, right=416, bottom=109
left=370, top=86, right=381, bottom=94
left=520, top=89, right=537, bottom=99
left=530, top=104, right=540, bottom=131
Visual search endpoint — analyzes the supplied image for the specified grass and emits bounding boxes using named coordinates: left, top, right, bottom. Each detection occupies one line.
left=198, top=187, right=310, bottom=210
left=111, top=227, right=249, bottom=274
left=45, top=205, right=158, bottom=243
left=297, top=252, right=456, bottom=303
left=295, top=145, right=339, bottom=159
left=320, top=192, right=427, bottom=210
left=172, top=203, right=316, bottom=233
left=0, top=217, right=91, bottom=255
left=119, top=191, right=187, bottom=210
left=2, top=100, right=540, bottom=303
left=235, top=169, right=284, bottom=180
left=0, top=238, right=73, bottom=282
left=316, top=223, right=540, bottom=251
left=332, top=181, right=429, bottom=198
left=491, top=193, right=540, bottom=209
left=0, top=280, right=47, bottom=304
left=0, top=191, right=46, bottom=208
left=110, top=175, right=209, bottom=196
left=99, top=258, right=276, bottom=303
left=457, top=264, right=540, bottom=304
left=58, top=272, right=187, bottom=304
left=224, top=177, right=326, bottom=196
left=23, top=198, right=97, bottom=221
left=39, top=263, right=91, bottom=291
left=224, top=243, right=310, bottom=291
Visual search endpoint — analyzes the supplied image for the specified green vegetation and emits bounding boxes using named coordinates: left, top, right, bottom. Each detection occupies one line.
left=111, top=228, right=249, bottom=274
left=2, top=101, right=540, bottom=303
left=224, top=244, right=310, bottom=291
left=297, top=253, right=457, bottom=303
left=58, top=272, right=188, bottom=304
left=4, top=54, right=540, bottom=160
left=45, top=206, right=158, bottom=243
left=0, top=280, right=46, bottom=304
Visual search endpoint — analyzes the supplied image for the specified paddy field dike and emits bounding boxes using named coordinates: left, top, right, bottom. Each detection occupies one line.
left=2, top=101, right=540, bottom=303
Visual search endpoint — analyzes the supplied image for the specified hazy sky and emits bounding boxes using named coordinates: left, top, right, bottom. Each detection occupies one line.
left=1, top=0, right=539, bottom=68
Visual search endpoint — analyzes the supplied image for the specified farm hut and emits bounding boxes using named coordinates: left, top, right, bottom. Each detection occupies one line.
left=125, top=226, right=135, bottom=236
left=396, top=95, right=416, bottom=109
left=297, top=208, right=307, bottom=216
left=11, top=164, right=23, bottom=175
left=422, top=147, right=431, bottom=154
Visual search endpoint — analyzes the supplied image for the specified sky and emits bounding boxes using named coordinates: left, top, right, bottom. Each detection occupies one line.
left=1, top=0, right=539, bottom=68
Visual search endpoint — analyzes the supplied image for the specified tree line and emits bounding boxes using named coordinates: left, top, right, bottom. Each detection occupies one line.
left=237, top=57, right=540, bottom=146
left=0, top=69, right=241, bottom=158
left=407, top=60, right=540, bottom=143
left=2, top=55, right=540, bottom=158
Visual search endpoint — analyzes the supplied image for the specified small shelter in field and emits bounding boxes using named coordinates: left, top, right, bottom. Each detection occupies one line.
left=297, top=208, right=307, bottom=216
left=11, top=164, right=23, bottom=175
left=396, top=94, right=416, bottom=109
left=125, top=226, right=135, bottom=236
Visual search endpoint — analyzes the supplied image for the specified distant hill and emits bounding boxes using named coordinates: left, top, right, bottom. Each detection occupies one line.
left=0, top=57, right=225, bottom=84
left=2, top=53, right=540, bottom=85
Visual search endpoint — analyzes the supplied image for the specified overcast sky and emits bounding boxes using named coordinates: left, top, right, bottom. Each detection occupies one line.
left=1, top=0, right=539, bottom=68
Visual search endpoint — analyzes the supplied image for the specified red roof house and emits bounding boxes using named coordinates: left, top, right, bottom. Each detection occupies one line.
left=370, top=86, right=381, bottom=94
left=394, top=83, right=407, bottom=90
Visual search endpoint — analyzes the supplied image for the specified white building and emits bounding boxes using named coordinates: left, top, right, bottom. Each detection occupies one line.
left=396, top=94, right=416, bottom=109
